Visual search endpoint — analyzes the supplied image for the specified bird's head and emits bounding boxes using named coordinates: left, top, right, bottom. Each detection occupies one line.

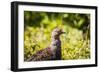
left=51, top=27, right=65, bottom=39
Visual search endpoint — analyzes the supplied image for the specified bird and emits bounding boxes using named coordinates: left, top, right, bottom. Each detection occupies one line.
left=26, top=27, right=65, bottom=61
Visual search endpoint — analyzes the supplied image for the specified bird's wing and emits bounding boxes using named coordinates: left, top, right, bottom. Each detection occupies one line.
left=26, top=47, right=54, bottom=61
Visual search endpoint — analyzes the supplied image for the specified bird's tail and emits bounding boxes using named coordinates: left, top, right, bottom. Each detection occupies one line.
left=26, top=47, right=54, bottom=61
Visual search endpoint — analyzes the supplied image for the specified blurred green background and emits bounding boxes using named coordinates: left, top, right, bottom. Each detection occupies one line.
left=24, top=11, right=90, bottom=61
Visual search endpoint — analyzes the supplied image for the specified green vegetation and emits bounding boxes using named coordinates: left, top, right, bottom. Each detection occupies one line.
left=24, top=11, right=90, bottom=61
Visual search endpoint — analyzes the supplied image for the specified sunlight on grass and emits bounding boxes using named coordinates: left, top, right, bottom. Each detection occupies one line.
left=24, top=11, right=90, bottom=61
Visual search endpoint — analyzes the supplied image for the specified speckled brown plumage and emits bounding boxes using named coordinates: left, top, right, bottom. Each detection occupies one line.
left=26, top=28, right=65, bottom=61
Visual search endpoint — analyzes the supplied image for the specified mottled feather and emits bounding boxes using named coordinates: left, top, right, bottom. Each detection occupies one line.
left=26, top=28, right=65, bottom=61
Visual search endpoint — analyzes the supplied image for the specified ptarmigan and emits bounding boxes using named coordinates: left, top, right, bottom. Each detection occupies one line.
left=26, top=28, right=65, bottom=61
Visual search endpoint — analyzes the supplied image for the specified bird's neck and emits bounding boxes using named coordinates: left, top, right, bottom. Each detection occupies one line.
left=50, top=36, right=61, bottom=52
left=50, top=36, right=61, bottom=59
left=51, top=37, right=60, bottom=42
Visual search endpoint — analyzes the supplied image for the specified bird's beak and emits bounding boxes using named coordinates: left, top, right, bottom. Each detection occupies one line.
left=61, top=31, right=66, bottom=34
left=60, top=30, right=66, bottom=34
left=59, top=28, right=66, bottom=34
